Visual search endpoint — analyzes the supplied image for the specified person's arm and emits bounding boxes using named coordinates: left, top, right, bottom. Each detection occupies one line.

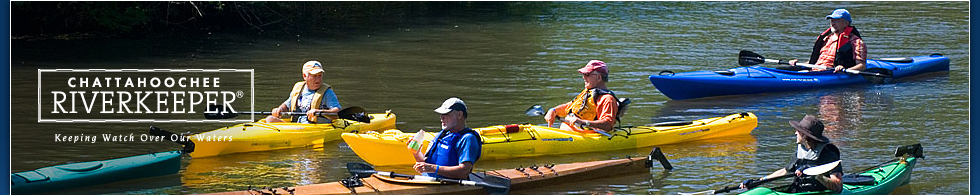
left=545, top=102, right=572, bottom=127
left=308, top=89, right=341, bottom=121
left=816, top=172, right=843, bottom=193
left=412, top=150, right=426, bottom=162
left=415, top=161, right=474, bottom=180
left=849, top=37, right=867, bottom=71
left=574, top=94, right=617, bottom=132
left=741, top=168, right=787, bottom=189
left=414, top=134, right=480, bottom=179
left=764, top=168, right=788, bottom=180
left=272, top=99, right=290, bottom=117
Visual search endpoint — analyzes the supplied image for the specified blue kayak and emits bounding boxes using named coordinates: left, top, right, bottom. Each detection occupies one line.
left=648, top=54, right=949, bottom=100
left=11, top=150, right=183, bottom=194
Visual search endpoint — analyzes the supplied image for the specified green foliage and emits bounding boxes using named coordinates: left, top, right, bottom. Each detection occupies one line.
left=11, top=2, right=554, bottom=38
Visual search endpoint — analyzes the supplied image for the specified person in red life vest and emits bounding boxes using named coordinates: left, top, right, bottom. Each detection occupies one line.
left=543, top=60, right=619, bottom=134
left=789, top=9, right=867, bottom=73
left=412, top=97, right=482, bottom=179
left=266, top=60, right=342, bottom=123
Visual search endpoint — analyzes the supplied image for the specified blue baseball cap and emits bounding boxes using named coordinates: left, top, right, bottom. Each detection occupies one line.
left=826, top=9, right=852, bottom=22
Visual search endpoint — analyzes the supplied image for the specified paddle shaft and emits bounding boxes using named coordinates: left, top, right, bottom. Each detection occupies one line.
left=235, top=111, right=338, bottom=116
left=763, top=59, right=888, bottom=77
left=374, top=171, right=507, bottom=189
left=715, top=174, right=794, bottom=194
left=555, top=116, right=613, bottom=137
left=528, top=104, right=612, bottom=137
left=697, top=159, right=841, bottom=194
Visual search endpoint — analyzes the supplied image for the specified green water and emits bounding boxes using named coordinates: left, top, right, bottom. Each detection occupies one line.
left=10, top=2, right=968, bottom=194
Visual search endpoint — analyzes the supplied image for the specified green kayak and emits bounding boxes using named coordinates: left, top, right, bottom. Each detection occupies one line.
left=11, top=150, right=184, bottom=194
left=11, top=126, right=192, bottom=194
left=740, top=144, right=923, bottom=195
left=10, top=151, right=182, bottom=194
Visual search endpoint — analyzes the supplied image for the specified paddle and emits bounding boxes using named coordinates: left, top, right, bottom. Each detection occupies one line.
left=148, top=126, right=195, bottom=154
left=680, top=160, right=841, bottom=195
left=345, top=162, right=511, bottom=195
left=524, top=104, right=613, bottom=137
left=738, top=50, right=893, bottom=84
left=203, top=105, right=371, bottom=123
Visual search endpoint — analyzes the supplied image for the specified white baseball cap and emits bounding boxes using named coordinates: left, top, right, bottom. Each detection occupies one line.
left=434, top=97, right=467, bottom=116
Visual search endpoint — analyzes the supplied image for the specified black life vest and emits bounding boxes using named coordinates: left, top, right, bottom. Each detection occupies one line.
left=788, top=143, right=841, bottom=193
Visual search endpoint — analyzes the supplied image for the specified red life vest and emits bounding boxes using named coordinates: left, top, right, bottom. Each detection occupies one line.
left=808, top=26, right=862, bottom=68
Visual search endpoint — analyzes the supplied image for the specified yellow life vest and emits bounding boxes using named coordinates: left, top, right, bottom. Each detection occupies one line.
left=287, top=81, right=332, bottom=123
left=561, top=88, right=618, bottom=133
left=564, top=88, right=600, bottom=121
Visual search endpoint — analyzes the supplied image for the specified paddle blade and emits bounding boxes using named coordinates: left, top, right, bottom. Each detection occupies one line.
left=803, top=160, right=841, bottom=176
left=862, top=68, right=894, bottom=84
left=338, top=106, right=371, bottom=123
left=738, top=50, right=766, bottom=66
left=525, top=105, right=545, bottom=116
left=203, top=104, right=239, bottom=119
left=470, top=173, right=511, bottom=195
left=346, top=162, right=377, bottom=178
left=895, top=143, right=924, bottom=158
left=149, top=126, right=195, bottom=153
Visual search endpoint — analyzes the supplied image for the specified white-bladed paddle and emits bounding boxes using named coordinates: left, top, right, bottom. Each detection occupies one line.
left=679, top=160, right=841, bottom=195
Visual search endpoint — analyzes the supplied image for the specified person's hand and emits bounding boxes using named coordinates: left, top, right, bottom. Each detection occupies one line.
left=740, top=178, right=759, bottom=189
left=788, top=59, right=799, bottom=66
left=565, top=114, right=581, bottom=126
left=833, top=65, right=845, bottom=73
left=272, top=107, right=283, bottom=118
left=544, top=108, right=556, bottom=127
left=306, top=109, right=318, bottom=122
left=795, top=169, right=804, bottom=177
left=413, top=162, right=435, bottom=173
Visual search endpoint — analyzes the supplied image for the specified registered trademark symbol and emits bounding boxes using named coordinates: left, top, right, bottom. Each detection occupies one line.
left=237, top=90, right=244, bottom=98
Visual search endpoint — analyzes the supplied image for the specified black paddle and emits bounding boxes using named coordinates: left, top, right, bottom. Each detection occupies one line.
left=345, top=162, right=511, bottom=195
left=524, top=104, right=613, bottom=137
left=738, top=50, right=893, bottom=84
left=203, top=105, right=371, bottom=123
left=148, top=126, right=195, bottom=154
left=679, top=160, right=842, bottom=195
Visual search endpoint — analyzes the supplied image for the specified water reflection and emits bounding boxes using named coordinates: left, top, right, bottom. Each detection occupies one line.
left=182, top=147, right=326, bottom=192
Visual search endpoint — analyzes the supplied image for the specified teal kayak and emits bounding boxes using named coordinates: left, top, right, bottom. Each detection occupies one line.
left=740, top=144, right=922, bottom=195
left=11, top=150, right=184, bottom=194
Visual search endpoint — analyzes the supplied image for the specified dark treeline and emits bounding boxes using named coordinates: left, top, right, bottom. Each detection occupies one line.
left=12, top=1, right=551, bottom=39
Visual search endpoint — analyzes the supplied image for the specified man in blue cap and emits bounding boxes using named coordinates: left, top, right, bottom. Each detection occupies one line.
left=790, top=9, right=867, bottom=73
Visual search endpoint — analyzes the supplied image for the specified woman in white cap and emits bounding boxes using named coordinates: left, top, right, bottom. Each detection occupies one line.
left=742, top=115, right=843, bottom=193
left=788, top=8, right=867, bottom=73
left=411, top=97, right=482, bottom=179
left=265, top=60, right=342, bottom=123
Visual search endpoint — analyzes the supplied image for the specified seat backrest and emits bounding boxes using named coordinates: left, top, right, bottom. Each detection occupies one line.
left=616, top=98, right=631, bottom=123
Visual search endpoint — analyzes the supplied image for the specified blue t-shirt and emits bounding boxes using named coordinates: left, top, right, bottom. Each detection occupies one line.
left=282, top=88, right=341, bottom=124
left=423, top=128, right=482, bottom=178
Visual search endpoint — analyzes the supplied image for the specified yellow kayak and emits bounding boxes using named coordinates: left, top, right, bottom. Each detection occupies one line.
left=191, top=112, right=396, bottom=158
left=342, top=112, right=756, bottom=166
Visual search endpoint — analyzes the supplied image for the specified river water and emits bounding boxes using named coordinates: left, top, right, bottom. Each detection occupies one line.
left=10, top=2, right=968, bottom=194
